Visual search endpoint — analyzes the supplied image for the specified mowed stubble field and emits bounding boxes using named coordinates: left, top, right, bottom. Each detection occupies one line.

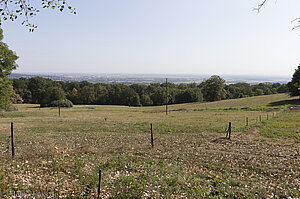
left=0, top=93, right=299, bottom=198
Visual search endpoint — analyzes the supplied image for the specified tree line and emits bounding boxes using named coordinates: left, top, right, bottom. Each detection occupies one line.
left=11, top=75, right=289, bottom=107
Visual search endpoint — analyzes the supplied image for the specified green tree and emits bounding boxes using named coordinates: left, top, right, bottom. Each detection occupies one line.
left=95, top=85, right=109, bottom=105
left=140, top=94, right=153, bottom=106
left=175, top=88, right=203, bottom=104
left=27, top=77, right=48, bottom=104
left=128, top=93, right=141, bottom=106
left=277, top=84, right=288, bottom=93
left=0, top=29, right=18, bottom=110
left=255, top=88, right=264, bottom=96
left=40, top=86, right=66, bottom=107
left=288, top=64, right=300, bottom=97
left=201, top=75, right=226, bottom=102
left=150, top=87, right=166, bottom=106
left=78, top=86, right=96, bottom=104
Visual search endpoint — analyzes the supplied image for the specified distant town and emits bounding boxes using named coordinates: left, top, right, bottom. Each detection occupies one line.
left=9, top=73, right=290, bottom=85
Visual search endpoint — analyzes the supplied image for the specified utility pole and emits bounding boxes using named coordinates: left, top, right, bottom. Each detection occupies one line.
left=166, top=78, right=168, bottom=115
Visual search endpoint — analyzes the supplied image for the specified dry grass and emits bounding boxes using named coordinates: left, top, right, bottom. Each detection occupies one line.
left=0, top=94, right=299, bottom=198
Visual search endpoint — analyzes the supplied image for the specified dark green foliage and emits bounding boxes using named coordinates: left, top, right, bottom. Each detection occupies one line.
left=175, top=88, right=203, bottom=103
left=12, top=76, right=289, bottom=107
left=201, top=75, right=226, bottom=102
left=27, top=77, right=55, bottom=104
left=225, top=83, right=253, bottom=99
left=78, top=86, right=96, bottom=104
left=40, top=86, right=66, bottom=107
left=0, top=78, right=11, bottom=109
left=150, top=87, right=167, bottom=106
left=128, top=93, right=141, bottom=106
left=277, top=84, right=289, bottom=93
left=140, top=94, right=153, bottom=106
left=288, top=64, right=300, bottom=97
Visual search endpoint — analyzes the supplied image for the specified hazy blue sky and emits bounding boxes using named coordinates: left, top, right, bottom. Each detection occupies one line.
left=2, top=0, right=300, bottom=77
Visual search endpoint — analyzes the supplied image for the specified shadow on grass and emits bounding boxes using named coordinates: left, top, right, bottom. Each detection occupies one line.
left=30, top=106, right=42, bottom=108
left=268, top=99, right=300, bottom=107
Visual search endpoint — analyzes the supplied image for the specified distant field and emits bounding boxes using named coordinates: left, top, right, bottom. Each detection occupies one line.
left=0, top=93, right=299, bottom=198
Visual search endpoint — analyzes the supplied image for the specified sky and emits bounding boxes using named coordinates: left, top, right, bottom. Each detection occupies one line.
left=2, top=0, right=300, bottom=77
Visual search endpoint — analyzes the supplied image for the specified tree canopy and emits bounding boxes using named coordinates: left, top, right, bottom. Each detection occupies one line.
left=11, top=76, right=288, bottom=107
left=288, top=64, right=300, bottom=97
left=0, top=28, right=18, bottom=109
left=200, top=75, right=226, bottom=102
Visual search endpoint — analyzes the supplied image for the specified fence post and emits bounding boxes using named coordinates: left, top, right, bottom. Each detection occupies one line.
left=267, top=114, right=269, bottom=120
left=11, top=122, right=15, bottom=157
left=151, top=123, right=154, bottom=148
left=259, top=115, right=262, bottom=122
left=246, top=117, right=248, bottom=126
left=227, top=122, right=231, bottom=140
left=97, top=169, right=101, bottom=199
left=166, top=78, right=168, bottom=115
left=58, top=105, right=61, bottom=117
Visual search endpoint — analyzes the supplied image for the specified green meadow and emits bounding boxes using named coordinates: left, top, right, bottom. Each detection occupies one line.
left=0, top=93, right=299, bottom=198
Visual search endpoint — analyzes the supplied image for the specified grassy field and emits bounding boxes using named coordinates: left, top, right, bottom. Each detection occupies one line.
left=0, top=93, right=299, bottom=198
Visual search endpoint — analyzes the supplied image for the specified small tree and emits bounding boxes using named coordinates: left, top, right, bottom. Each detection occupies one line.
left=201, top=75, right=226, bottom=102
left=288, top=64, right=300, bottom=97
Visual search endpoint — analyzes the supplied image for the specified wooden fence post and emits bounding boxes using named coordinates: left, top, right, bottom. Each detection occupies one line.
left=227, top=122, right=231, bottom=140
left=97, top=169, right=101, bottom=199
left=246, top=117, right=248, bottom=126
left=259, top=115, right=262, bottom=122
left=151, top=123, right=154, bottom=148
left=11, top=122, right=15, bottom=157
left=166, top=78, right=168, bottom=115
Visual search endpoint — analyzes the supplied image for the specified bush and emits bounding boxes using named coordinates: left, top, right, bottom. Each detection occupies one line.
left=47, top=99, right=73, bottom=108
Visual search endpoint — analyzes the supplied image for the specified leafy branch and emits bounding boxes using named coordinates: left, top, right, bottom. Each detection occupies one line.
left=0, top=0, right=76, bottom=32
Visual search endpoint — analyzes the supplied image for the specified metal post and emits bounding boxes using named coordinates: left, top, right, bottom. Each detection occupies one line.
left=151, top=123, right=154, bottom=148
left=166, top=78, right=168, bottom=115
left=11, top=122, right=15, bottom=157
left=98, top=169, right=101, bottom=199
